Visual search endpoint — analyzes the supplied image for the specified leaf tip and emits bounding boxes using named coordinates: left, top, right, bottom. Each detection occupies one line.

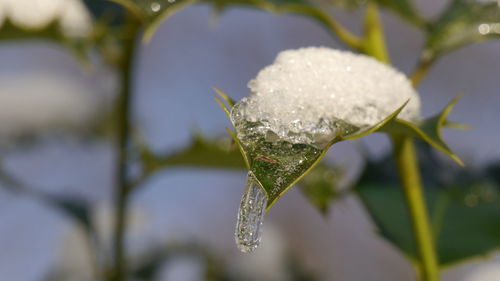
left=444, top=121, right=471, bottom=130
left=215, top=96, right=230, bottom=117
left=453, top=155, right=465, bottom=167
left=214, top=87, right=236, bottom=107
left=142, top=28, right=155, bottom=44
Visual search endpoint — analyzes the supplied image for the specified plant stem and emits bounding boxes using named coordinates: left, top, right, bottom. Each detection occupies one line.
left=411, top=55, right=435, bottom=86
left=311, top=8, right=363, bottom=50
left=362, top=2, right=390, bottom=63
left=111, top=14, right=141, bottom=281
left=392, top=136, right=440, bottom=281
left=361, top=6, right=439, bottom=278
left=276, top=4, right=363, bottom=50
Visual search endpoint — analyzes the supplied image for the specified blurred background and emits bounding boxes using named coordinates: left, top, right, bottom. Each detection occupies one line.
left=0, top=0, right=499, bottom=280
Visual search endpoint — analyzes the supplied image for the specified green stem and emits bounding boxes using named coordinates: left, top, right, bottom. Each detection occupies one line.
left=392, top=136, right=440, bottom=281
left=362, top=2, right=390, bottom=63
left=218, top=0, right=364, bottom=50
left=411, top=55, right=435, bottom=86
left=305, top=7, right=363, bottom=50
left=275, top=4, right=364, bottom=50
left=361, top=5, right=439, bottom=278
left=431, top=191, right=449, bottom=240
left=111, top=14, right=141, bottom=281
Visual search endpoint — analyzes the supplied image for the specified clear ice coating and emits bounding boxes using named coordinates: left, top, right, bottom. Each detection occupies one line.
left=232, top=47, right=421, bottom=253
left=235, top=172, right=268, bottom=253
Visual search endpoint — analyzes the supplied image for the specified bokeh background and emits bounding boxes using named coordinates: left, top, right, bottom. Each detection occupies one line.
left=0, top=0, right=499, bottom=280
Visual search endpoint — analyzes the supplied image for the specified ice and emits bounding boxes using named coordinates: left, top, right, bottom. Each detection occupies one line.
left=231, top=47, right=421, bottom=253
left=231, top=47, right=421, bottom=149
left=235, top=172, right=268, bottom=253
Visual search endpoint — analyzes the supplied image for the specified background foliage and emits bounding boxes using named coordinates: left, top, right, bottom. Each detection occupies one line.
left=0, top=0, right=499, bottom=280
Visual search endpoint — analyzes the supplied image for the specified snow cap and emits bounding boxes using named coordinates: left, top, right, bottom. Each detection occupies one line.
left=231, top=47, right=420, bottom=148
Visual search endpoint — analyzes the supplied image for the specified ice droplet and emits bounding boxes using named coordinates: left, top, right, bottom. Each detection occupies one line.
left=235, top=172, right=268, bottom=253
left=151, top=2, right=161, bottom=12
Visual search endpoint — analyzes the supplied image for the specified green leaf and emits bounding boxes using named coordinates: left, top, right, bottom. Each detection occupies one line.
left=425, top=0, right=500, bottom=58
left=44, top=195, right=93, bottom=231
left=356, top=180, right=500, bottom=265
left=214, top=88, right=236, bottom=108
left=342, top=100, right=409, bottom=140
left=214, top=88, right=235, bottom=118
left=298, top=163, right=343, bottom=215
left=487, top=162, right=500, bottom=186
left=226, top=128, right=251, bottom=169
left=139, top=134, right=246, bottom=178
left=84, top=0, right=127, bottom=26
left=138, top=132, right=344, bottom=214
left=209, top=0, right=307, bottom=13
left=209, top=0, right=426, bottom=50
left=218, top=87, right=464, bottom=213
left=244, top=135, right=330, bottom=211
left=357, top=183, right=417, bottom=261
left=220, top=88, right=409, bottom=210
left=207, top=0, right=363, bottom=49
left=378, top=96, right=464, bottom=166
left=108, top=0, right=198, bottom=42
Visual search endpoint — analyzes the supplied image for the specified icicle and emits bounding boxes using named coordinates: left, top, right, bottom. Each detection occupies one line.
left=234, top=172, right=268, bottom=253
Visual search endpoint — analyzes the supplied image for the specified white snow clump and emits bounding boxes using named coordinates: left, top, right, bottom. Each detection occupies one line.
left=0, top=0, right=91, bottom=37
left=231, top=47, right=421, bottom=149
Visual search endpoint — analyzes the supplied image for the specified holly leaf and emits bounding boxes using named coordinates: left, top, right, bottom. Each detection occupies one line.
left=84, top=0, right=127, bottom=25
left=320, top=0, right=424, bottom=26
left=425, top=0, right=500, bottom=58
left=217, top=89, right=409, bottom=210
left=138, top=130, right=345, bottom=214
left=209, top=0, right=309, bottom=14
left=378, top=96, right=464, bottom=166
left=217, top=87, right=465, bottom=212
left=139, top=133, right=246, bottom=178
left=43, top=194, right=93, bottom=232
left=206, top=0, right=363, bottom=49
left=356, top=179, right=500, bottom=265
left=108, top=0, right=198, bottom=42
left=298, top=163, right=343, bottom=215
